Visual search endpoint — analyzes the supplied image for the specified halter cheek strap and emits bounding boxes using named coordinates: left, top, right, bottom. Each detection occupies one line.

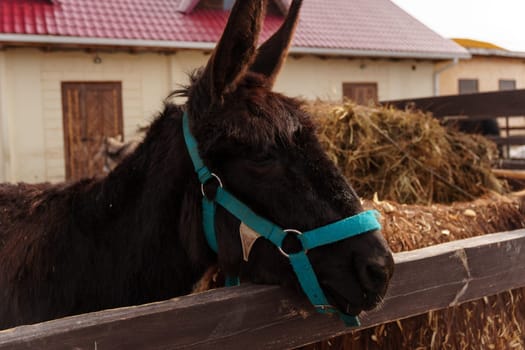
left=182, top=112, right=381, bottom=327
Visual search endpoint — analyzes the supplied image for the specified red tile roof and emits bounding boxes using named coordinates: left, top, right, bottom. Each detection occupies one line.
left=0, top=0, right=469, bottom=59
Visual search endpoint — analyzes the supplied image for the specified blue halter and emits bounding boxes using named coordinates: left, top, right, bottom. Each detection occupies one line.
left=182, top=112, right=381, bottom=327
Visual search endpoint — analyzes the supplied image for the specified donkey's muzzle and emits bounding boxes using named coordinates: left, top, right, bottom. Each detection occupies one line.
left=356, top=252, right=394, bottom=309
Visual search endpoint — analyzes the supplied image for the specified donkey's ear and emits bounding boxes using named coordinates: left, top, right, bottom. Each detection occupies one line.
left=201, top=0, right=266, bottom=104
left=250, top=0, right=302, bottom=88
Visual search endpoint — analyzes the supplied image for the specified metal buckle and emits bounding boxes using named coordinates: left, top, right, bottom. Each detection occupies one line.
left=277, top=229, right=306, bottom=258
left=315, top=304, right=338, bottom=312
left=200, top=173, right=223, bottom=199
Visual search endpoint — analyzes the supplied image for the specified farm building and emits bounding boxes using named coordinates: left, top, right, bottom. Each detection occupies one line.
left=431, top=39, right=525, bottom=155
left=438, top=38, right=525, bottom=95
left=0, top=0, right=467, bottom=183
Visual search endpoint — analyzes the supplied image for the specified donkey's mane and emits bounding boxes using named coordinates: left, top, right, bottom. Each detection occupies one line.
left=0, top=104, right=220, bottom=327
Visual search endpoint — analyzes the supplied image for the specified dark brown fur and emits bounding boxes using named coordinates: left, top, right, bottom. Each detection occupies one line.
left=0, top=0, right=393, bottom=329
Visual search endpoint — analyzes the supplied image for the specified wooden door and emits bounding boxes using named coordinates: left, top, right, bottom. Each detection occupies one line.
left=62, top=82, right=123, bottom=181
left=343, top=82, right=378, bottom=105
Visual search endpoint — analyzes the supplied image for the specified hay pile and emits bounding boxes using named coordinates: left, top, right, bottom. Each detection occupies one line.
left=367, top=192, right=525, bottom=251
left=312, top=288, right=525, bottom=350
left=356, top=194, right=524, bottom=350
left=303, top=193, right=525, bottom=350
left=309, top=101, right=505, bottom=204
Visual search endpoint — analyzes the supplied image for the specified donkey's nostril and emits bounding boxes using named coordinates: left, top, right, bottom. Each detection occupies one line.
left=366, top=264, right=388, bottom=286
left=357, top=257, right=392, bottom=294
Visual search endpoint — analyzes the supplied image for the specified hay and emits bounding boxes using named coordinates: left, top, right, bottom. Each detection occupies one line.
left=309, top=101, right=505, bottom=205
left=366, top=192, right=525, bottom=252
left=302, top=193, right=525, bottom=350
left=310, top=291, right=525, bottom=350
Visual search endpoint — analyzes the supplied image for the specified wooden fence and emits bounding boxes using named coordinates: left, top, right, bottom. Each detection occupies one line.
left=382, top=89, right=525, bottom=168
left=1, top=229, right=524, bottom=349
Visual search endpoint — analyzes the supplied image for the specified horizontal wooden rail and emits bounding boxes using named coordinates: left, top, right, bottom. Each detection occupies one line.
left=381, top=89, right=525, bottom=118
left=488, top=134, right=525, bottom=146
left=496, top=159, right=525, bottom=170
left=1, top=229, right=525, bottom=349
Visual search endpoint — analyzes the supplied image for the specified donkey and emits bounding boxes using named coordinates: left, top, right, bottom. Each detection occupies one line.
left=0, top=0, right=393, bottom=330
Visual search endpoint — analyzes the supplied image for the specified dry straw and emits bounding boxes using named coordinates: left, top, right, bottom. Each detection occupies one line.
left=304, top=194, right=525, bottom=350
left=309, top=100, right=505, bottom=205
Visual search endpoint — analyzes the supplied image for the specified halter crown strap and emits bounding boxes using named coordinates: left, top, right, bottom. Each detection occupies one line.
left=182, top=111, right=381, bottom=327
left=182, top=111, right=212, bottom=183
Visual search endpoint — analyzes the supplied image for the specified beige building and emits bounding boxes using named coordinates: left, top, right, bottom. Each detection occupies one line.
left=435, top=39, right=525, bottom=147
left=437, top=39, right=525, bottom=95
left=0, top=0, right=467, bottom=183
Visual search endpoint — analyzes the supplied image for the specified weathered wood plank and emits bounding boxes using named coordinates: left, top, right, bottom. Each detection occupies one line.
left=496, top=159, right=525, bottom=170
left=487, top=135, right=525, bottom=146
left=381, top=89, right=525, bottom=118
left=1, top=230, right=525, bottom=350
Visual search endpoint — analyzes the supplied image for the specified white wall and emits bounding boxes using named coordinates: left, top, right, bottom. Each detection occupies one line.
left=167, top=50, right=210, bottom=105
left=0, top=51, right=7, bottom=182
left=4, top=49, right=46, bottom=182
left=167, top=52, right=434, bottom=102
left=1, top=48, right=434, bottom=183
left=275, top=56, right=434, bottom=101
left=438, top=56, right=525, bottom=95
left=3, top=49, right=171, bottom=182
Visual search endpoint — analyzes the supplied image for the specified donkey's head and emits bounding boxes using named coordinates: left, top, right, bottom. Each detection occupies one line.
left=183, top=0, right=393, bottom=317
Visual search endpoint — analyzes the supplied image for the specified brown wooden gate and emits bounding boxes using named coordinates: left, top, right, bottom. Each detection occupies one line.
left=61, top=82, right=123, bottom=180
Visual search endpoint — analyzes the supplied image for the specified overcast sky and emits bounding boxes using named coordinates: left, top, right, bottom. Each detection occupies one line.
left=390, top=0, right=525, bottom=52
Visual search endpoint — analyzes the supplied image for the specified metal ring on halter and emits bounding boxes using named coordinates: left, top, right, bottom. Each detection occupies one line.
left=200, top=173, right=223, bottom=199
left=315, top=304, right=338, bottom=312
left=277, top=229, right=306, bottom=258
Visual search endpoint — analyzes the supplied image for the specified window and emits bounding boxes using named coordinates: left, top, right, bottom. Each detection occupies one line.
left=458, top=79, right=479, bottom=94
left=499, top=79, right=516, bottom=91
left=342, top=83, right=378, bottom=105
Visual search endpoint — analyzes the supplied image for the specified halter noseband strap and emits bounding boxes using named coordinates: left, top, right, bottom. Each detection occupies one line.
left=182, top=112, right=381, bottom=327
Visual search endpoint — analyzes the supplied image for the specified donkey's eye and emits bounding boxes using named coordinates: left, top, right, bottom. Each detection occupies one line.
left=249, top=153, right=277, bottom=166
